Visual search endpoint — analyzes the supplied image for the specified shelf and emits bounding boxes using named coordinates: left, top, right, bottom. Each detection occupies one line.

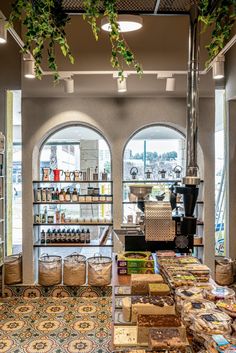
left=193, top=244, right=204, bottom=247
left=33, top=222, right=113, bottom=226
left=122, top=200, right=204, bottom=204
left=33, top=180, right=112, bottom=184
left=33, top=201, right=113, bottom=205
left=34, top=241, right=113, bottom=247
left=123, top=179, right=204, bottom=183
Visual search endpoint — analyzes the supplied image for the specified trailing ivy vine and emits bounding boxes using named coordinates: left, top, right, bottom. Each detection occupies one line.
left=199, top=0, right=236, bottom=66
left=8, top=0, right=142, bottom=81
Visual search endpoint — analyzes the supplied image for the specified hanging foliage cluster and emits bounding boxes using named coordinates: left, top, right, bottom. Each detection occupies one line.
left=199, top=0, right=236, bottom=66
left=9, top=0, right=142, bottom=81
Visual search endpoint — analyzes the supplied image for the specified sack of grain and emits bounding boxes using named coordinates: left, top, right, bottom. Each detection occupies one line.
left=63, top=253, right=86, bottom=286
left=87, top=255, right=112, bottom=286
left=38, top=254, right=62, bottom=286
left=215, top=258, right=234, bottom=286
left=5, top=253, right=22, bottom=284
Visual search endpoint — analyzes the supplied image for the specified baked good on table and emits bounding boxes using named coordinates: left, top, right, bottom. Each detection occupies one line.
left=182, top=299, right=216, bottom=326
left=137, top=314, right=181, bottom=343
left=113, top=326, right=137, bottom=347
left=168, top=272, right=196, bottom=288
left=148, top=283, right=171, bottom=296
left=178, top=256, right=200, bottom=264
left=192, top=310, right=232, bottom=335
left=131, top=274, right=164, bottom=295
left=131, top=296, right=175, bottom=322
left=148, top=328, right=188, bottom=350
left=204, top=287, right=235, bottom=302
left=122, top=297, right=132, bottom=322
left=216, top=300, right=236, bottom=318
left=175, top=286, right=204, bottom=311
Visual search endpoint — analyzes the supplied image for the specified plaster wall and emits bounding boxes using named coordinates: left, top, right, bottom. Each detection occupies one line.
left=22, top=97, right=215, bottom=283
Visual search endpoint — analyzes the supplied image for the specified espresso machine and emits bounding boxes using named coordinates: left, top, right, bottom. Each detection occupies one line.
left=125, top=183, right=198, bottom=253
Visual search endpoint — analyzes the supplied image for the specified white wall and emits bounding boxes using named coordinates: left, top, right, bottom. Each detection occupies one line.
left=22, top=96, right=215, bottom=283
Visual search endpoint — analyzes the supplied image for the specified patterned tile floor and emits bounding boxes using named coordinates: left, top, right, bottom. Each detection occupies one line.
left=0, top=297, right=112, bottom=353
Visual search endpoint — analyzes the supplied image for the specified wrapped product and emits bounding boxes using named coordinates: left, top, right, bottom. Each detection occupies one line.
left=192, top=310, right=232, bottom=335
left=131, top=296, right=175, bottom=322
left=216, top=300, right=236, bottom=318
left=131, top=274, right=164, bottom=295
left=148, top=327, right=188, bottom=350
left=175, top=286, right=204, bottom=311
left=204, top=287, right=235, bottom=302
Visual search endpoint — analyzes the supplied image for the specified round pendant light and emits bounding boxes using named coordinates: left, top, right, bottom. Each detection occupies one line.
left=101, top=15, right=143, bottom=33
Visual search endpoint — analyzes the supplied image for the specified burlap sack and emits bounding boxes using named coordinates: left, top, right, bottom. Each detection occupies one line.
left=215, top=258, right=234, bottom=286
left=5, top=254, right=22, bottom=284
left=87, top=256, right=112, bottom=286
left=38, top=255, right=62, bottom=286
left=63, top=254, right=86, bottom=286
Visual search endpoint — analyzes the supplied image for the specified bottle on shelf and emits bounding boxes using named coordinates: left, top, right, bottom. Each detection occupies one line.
left=86, top=229, right=90, bottom=244
left=72, top=188, right=78, bottom=202
left=46, top=188, right=52, bottom=202
left=46, top=229, right=51, bottom=243
left=59, top=189, right=65, bottom=202
left=80, top=229, right=85, bottom=243
left=75, top=228, right=80, bottom=243
left=35, top=188, right=41, bottom=202
left=40, top=229, right=46, bottom=244
left=41, top=188, right=47, bottom=202
left=65, top=188, right=71, bottom=202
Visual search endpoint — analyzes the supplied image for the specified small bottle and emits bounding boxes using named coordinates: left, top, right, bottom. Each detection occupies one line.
left=71, top=229, right=76, bottom=243
left=46, top=188, right=52, bottom=202
left=55, top=209, right=60, bottom=223
left=86, top=229, right=90, bottom=244
left=72, top=188, right=78, bottom=202
left=51, top=229, right=56, bottom=243
left=65, top=228, right=71, bottom=243
left=35, top=188, right=41, bottom=202
left=55, top=229, right=60, bottom=243
left=55, top=188, right=59, bottom=201
left=61, top=229, right=66, bottom=243
left=46, top=229, right=51, bottom=243
left=80, top=229, right=85, bottom=243
left=41, top=188, right=47, bottom=202
left=40, top=230, right=46, bottom=244
left=75, top=229, right=80, bottom=243
left=65, top=188, right=71, bottom=202
left=59, top=189, right=64, bottom=202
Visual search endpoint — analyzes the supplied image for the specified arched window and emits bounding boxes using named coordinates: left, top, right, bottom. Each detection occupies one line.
left=36, top=125, right=112, bottom=258
left=123, top=125, right=186, bottom=223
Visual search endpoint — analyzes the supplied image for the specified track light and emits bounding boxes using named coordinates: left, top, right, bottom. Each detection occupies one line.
left=101, top=15, right=143, bottom=33
left=23, top=53, right=35, bottom=79
left=64, top=77, right=74, bottom=93
left=117, top=77, right=127, bottom=93
left=213, top=55, right=224, bottom=79
left=166, top=77, right=175, bottom=91
left=0, top=19, right=7, bottom=44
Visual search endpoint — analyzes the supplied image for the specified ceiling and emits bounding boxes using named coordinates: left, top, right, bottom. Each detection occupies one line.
left=21, top=14, right=215, bottom=98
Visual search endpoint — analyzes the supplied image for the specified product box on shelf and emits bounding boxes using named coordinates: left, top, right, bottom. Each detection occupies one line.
left=117, top=252, right=155, bottom=269
left=117, top=267, right=155, bottom=275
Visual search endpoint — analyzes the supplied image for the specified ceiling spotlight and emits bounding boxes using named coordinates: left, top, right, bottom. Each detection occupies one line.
left=0, top=19, right=7, bottom=44
left=117, top=77, right=127, bottom=93
left=23, top=53, right=35, bottom=79
left=64, top=77, right=74, bottom=94
left=101, top=15, right=143, bottom=33
left=166, top=77, right=175, bottom=91
left=213, top=55, right=224, bottom=80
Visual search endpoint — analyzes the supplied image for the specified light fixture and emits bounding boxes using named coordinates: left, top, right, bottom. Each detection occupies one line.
left=23, top=53, right=35, bottom=79
left=166, top=77, right=175, bottom=91
left=213, top=55, right=224, bottom=79
left=64, top=77, right=74, bottom=93
left=0, top=19, right=7, bottom=44
left=101, top=15, right=143, bottom=33
left=117, top=77, right=127, bottom=93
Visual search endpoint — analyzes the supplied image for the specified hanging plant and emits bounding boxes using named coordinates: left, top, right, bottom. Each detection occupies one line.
left=199, top=0, right=236, bottom=66
left=8, top=0, right=142, bottom=81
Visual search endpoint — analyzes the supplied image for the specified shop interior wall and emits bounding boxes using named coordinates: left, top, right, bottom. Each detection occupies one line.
left=22, top=96, right=215, bottom=284
left=225, top=41, right=236, bottom=259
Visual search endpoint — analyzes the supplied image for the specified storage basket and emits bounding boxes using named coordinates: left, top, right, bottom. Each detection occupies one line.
left=87, top=255, right=112, bottom=286
left=215, top=258, right=234, bottom=286
left=63, top=253, right=86, bottom=286
left=4, top=253, right=22, bottom=284
left=38, top=254, right=62, bottom=286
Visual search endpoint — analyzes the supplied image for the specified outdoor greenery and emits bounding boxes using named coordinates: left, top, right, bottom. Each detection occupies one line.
left=8, top=0, right=142, bottom=81
left=199, top=0, right=236, bottom=66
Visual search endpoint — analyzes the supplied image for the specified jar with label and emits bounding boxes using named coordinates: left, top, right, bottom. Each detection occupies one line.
left=48, top=215, right=54, bottom=224
left=86, top=229, right=90, bottom=243
left=65, top=188, right=71, bottom=202
left=87, top=187, right=94, bottom=195
left=41, top=188, right=47, bottom=202
left=59, top=189, right=65, bottom=202
left=34, top=214, right=41, bottom=223
left=93, top=188, right=99, bottom=196
left=80, top=229, right=85, bottom=243
left=35, top=188, right=42, bottom=202
left=61, top=212, right=65, bottom=223
left=72, top=188, right=78, bottom=202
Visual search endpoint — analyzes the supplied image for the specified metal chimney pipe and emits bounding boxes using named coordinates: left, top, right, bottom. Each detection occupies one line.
left=183, top=4, right=201, bottom=186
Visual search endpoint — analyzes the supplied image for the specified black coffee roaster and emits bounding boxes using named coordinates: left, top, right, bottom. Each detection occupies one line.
left=124, top=183, right=198, bottom=253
